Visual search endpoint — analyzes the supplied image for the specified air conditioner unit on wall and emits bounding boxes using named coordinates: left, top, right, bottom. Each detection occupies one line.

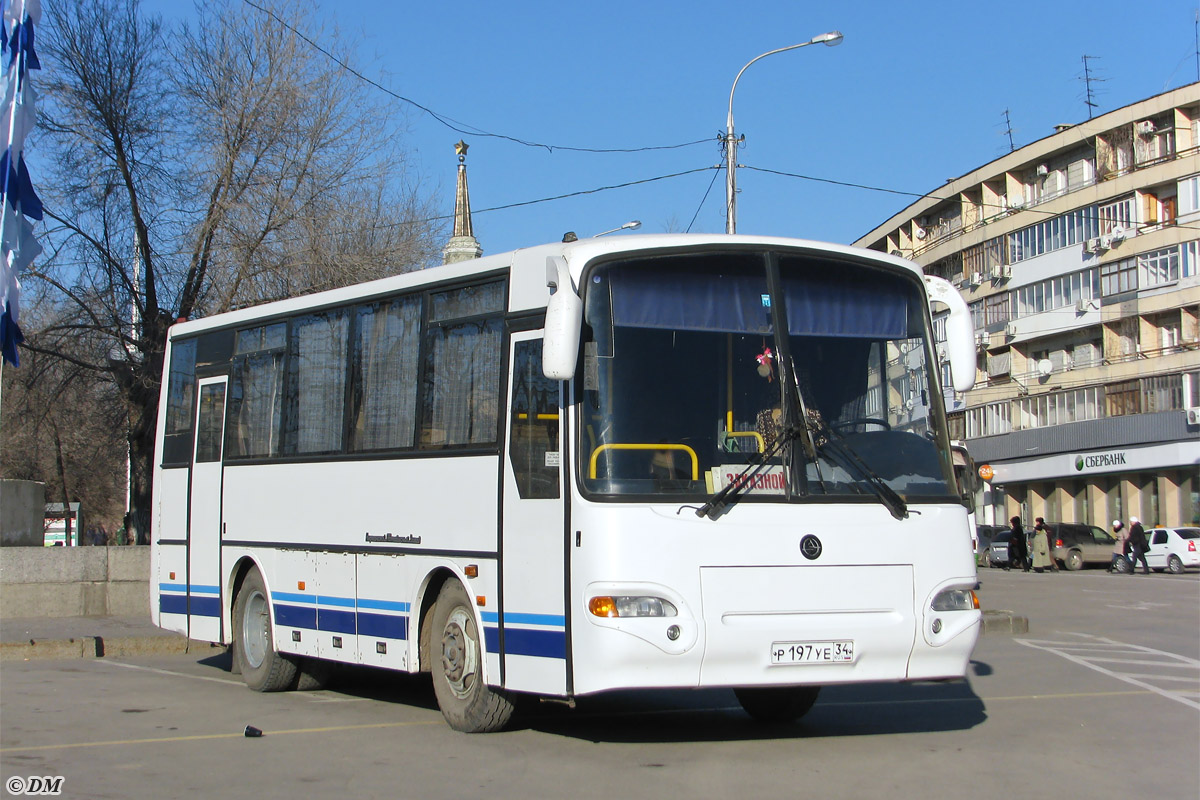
left=969, top=271, right=983, bottom=287
left=1005, top=322, right=1017, bottom=338
left=1136, top=120, right=1156, bottom=136
left=976, top=331, right=989, bottom=350
left=1084, top=238, right=1100, bottom=253
left=1036, top=164, right=1049, bottom=176
left=1187, top=407, right=1200, bottom=426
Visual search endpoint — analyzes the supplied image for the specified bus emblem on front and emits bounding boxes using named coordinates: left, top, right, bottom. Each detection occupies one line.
left=800, top=535, right=823, bottom=560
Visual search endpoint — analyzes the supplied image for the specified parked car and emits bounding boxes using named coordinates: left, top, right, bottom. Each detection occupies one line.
left=974, top=524, right=1005, bottom=561
left=1046, top=522, right=1117, bottom=570
left=1145, top=527, right=1200, bottom=574
left=986, top=530, right=1012, bottom=568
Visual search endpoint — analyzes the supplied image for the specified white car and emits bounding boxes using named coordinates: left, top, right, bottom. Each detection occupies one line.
left=1145, top=527, right=1200, bottom=574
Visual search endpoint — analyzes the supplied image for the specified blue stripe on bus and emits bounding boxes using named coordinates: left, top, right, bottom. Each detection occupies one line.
left=503, top=627, right=567, bottom=660
left=273, top=591, right=317, bottom=605
left=356, top=598, right=410, bottom=612
left=357, top=612, right=408, bottom=640
left=275, top=603, right=317, bottom=629
left=482, top=611, right=565, bottom=627
left=158, top=594, right=221, bottom=618
left=317, top=595, right=357, bottom=609
left=159, top=594, right=188, bottom=616
left=158, top=583, right=220, bottom=594
left=318, top=608, right=357, bottom=635
left=483, top=626, right=566, bottom=660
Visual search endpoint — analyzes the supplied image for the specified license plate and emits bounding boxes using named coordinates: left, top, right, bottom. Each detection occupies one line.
left=771, top=640, right=855, bottom=665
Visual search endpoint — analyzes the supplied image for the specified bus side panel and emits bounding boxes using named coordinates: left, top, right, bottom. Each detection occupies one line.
left=220, top=457, right=500, bottom=556
left=152, top=468, right=191, bottom=634
left=220, top=457, right=501, bottom=676
left=356, top=553, right=412, bottom=671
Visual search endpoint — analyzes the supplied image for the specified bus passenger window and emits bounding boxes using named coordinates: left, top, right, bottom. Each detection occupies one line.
left=195, top=384, right=226, bottom=463
left=509, top=340, right=560, bottom=499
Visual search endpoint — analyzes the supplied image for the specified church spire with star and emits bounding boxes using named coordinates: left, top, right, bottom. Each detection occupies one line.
left=442, top=140, right=483, bottom=264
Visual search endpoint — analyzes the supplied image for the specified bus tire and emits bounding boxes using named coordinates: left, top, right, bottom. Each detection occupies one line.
left=233, top=568, right=298, bottom=692
left=734, top=685, right=821, bottom=722
left=430, top=580, right=515, bottom=733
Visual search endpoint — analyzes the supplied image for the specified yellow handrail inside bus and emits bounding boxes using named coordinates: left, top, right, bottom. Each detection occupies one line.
left=723, top=430, right=765, bottom=452
left=515, top=413, right=560, bottom=420
left=589, top=443, right=699, bottom=480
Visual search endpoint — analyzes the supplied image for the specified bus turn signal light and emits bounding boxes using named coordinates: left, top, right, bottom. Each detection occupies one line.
left=588, top=595, right=677, bottom=618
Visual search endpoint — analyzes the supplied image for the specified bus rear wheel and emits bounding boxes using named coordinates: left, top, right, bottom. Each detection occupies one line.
left=734, top=685, right=821, bottom=723
left=233, top=568, right=298, bottom=692
left=430, top=581, right=515, bottom=733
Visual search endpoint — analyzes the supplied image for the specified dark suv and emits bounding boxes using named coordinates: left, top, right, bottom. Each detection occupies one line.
left=1045, top=522, right=1117, bottom=570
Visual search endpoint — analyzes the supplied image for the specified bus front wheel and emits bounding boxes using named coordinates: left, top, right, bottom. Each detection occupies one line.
left=734, top=685, right=821, bottom=723
left=233, top=568, right=298, bottom=692
left=430, top=580, right=515, bottom=733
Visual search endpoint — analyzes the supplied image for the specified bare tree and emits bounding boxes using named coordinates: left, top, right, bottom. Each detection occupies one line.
left=2, top=302, right=129, bottom=538
left=15, top=0, right=443, bottom=542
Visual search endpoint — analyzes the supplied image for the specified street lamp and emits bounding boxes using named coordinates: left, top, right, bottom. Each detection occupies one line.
left=724, top=31, right=843, bottom=234
left=593, top=220, right=642, bottom=237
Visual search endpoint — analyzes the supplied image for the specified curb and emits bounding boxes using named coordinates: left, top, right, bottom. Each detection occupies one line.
left=980, top=609, right=1029, bottom=635
left=1, top=635, right=220, bottom=662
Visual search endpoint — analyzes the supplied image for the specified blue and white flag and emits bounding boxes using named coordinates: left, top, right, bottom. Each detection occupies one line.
left=0, top=0, right=41, bottom=367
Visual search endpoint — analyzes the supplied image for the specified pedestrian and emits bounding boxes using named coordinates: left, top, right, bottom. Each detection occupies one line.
left=1126, top=515, right=1150, bottom=575
left=1108, top=519, right=1128, bottom=573
left=1031, top=518, right=1053, bottom=573
left=1008, top=516, right=1029, bottom=572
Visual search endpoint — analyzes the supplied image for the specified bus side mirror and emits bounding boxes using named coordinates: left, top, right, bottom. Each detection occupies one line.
left=924, top=275, right=976, bottom=393
left=543, top=256, right=582, bottom=380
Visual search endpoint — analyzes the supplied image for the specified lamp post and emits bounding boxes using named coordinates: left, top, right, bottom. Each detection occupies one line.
left=593, top=220, right=642, bottom=237
left=724, top=31, right=843, bottom=234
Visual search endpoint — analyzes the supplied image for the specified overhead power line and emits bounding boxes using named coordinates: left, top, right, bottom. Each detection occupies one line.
left=241, top=0, right=712, bottom=155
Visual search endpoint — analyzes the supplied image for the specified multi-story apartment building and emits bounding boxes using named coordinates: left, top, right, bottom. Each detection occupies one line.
left=855, top=83, right=1199, bottom=529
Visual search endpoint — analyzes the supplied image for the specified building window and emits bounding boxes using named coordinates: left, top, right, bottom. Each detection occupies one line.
left=1015, top=268, right=1098, bottom=316
left=1140, top=245, right=1179, bottom=288
left=966, top=401, right=1011, bottom=437
left=1106, top=379, right=1140, bottom=417
left=1098, top=195, right=1135, bottom=234
left=1141, top=374, right=1185, bottom=413
left=1017, top=387, right=1102, bottom=429
left=1101, top=257, right=1138, bottom=296
left=1009, top=205, right=1099, bottom=264
left=963, top=237, right=1005, bottom=281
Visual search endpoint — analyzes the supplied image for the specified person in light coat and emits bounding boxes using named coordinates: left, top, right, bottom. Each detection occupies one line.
left=1031, top=517, right=1053, bottom=573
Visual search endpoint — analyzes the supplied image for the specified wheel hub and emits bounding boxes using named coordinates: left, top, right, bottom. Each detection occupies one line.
left=440, top=608, right=478, bottom=699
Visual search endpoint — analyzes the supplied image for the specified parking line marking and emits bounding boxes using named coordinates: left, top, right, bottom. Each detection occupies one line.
left=1082, top=657, right=1198, bottom=667
left=97, top=660, right=244, bottom=686
left=0, top=720, right=442, bottom=754
left=1016, top=634, right=1200, bottom=711
left=94, top=660, right=372, bottom=704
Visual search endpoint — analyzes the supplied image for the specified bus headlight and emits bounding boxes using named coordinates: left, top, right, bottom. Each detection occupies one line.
left=589, top=595, right=678, bottom=618
left=930, top=588, right=979, bottom=612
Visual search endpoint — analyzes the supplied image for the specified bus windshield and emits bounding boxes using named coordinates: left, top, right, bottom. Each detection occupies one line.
left=579, top=249, right=957, bottom=503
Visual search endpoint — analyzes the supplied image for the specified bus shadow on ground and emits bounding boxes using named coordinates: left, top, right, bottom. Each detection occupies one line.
left=521, top=682, right=986, bottom=743
left=196, top=652, right=989, bottom=742
left=196, top=652, right=442, bottom=712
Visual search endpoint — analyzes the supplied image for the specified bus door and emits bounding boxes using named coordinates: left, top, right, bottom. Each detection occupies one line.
left=500, top=331, right=568, bottom=695
left=187, top=376, right=227, bottom=642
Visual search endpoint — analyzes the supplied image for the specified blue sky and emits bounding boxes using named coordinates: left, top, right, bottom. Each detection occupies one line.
left=167, top=1, right=1198, bottom=255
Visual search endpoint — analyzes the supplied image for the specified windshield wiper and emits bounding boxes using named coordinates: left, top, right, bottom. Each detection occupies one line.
left=694, top=424, right=802, bottom=520
left=806, top=417, right=909, bottom=520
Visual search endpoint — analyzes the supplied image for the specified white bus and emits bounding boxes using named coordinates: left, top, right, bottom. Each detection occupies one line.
left=151, top=234, right=981, bottom=732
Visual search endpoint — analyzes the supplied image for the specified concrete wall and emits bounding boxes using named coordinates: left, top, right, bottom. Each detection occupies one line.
left=0, top=546, right=150, bottom=618
left=1, top=480, right=46, bottom=547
